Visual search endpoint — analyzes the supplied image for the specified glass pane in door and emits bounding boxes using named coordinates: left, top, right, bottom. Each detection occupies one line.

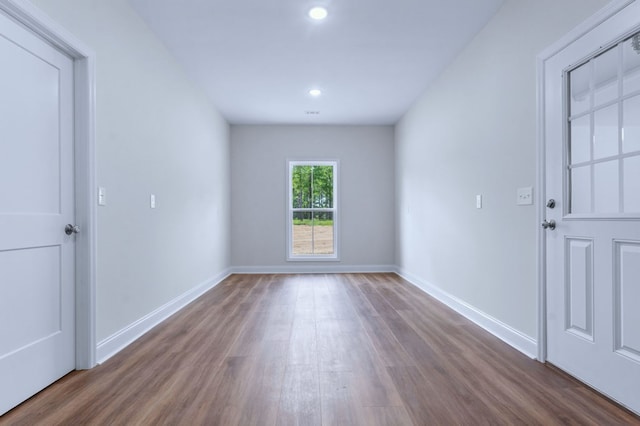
left=593, top=104, right=619, bottom=159
left=571, top=166, right=592, bottom=214
left=623, top=32, right=640, bottom=95
left=570, top=115, right=591, bottom=164
left=594, top=161, right=619, bottom=213
left=594, top=46, right=619, bottom=106
left=623, top=95, right=640, bottom=153
left=566, top=34, right=640, bottom=216
left=624, top=156, right=640, bottom=212
left=570, top=62, right=591, bottom=116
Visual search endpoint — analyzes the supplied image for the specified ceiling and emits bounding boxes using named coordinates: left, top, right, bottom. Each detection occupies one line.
left=129, top=0, right=505, bottom=125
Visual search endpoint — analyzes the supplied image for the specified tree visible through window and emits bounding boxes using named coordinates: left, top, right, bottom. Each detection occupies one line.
left=288, top=161, right=338, bottom=259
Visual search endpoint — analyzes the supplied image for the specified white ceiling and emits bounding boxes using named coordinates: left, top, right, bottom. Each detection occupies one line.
left=129, top=0, right=505, bottom=125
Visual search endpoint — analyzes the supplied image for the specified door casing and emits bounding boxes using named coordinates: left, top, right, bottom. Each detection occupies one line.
left=0, top=0, right=97, bottom=369
left=536, top=0, right=637, bottom=362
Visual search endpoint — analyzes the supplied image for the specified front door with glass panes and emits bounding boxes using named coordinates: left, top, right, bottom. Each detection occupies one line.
left=542, top=2, right=640, bottom=414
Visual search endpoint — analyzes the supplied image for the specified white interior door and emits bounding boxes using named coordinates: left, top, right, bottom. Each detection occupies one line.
left=543, top=1, right=640, bottom=415
left=0, top=10, right=76, bottom=415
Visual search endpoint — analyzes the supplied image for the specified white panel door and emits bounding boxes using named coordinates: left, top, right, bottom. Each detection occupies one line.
left=0, top=10, right=75, bottom=415
left=543, top=2, right=640, bottom=415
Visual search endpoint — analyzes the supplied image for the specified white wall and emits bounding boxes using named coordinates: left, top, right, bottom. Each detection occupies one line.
left=30, top=0, right=231, bottom=342
left=231, top=125, right=395, bottom=271
left=395, top=0, right=608, bottom=339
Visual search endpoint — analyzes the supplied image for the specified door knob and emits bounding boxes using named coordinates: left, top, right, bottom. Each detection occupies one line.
left=65, top=224, right=80, bottom=235
left=541, top=220, right=556, bottom=230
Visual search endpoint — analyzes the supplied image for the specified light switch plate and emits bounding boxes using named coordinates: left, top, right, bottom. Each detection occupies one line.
left=517, top=187, right=533, bottom=205
left=476, top=194, right=482, bottom=209
left=98, top=187, right=106, bottom=206
left=150, top=194, right=156, bottom=209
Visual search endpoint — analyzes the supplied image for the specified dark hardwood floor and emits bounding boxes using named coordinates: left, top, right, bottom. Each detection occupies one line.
left=2, top=273, right=639, bottom=425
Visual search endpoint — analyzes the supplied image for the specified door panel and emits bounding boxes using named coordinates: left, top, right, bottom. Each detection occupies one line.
left=543, top=1, right=640, bottom=415
left=614, top=241, right=640, bottom=361
left=0, top=246, right=62, bottom=355
left=565, top=238, right=593, bottom=341
left=0, top=10, right=75, bottom=415
left=0, top=33, right=60, bottom=214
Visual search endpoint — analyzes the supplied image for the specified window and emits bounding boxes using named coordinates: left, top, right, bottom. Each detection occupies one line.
left=287, top=161, right=338, bottom=260
left=566, top=31, right=640, bottom=216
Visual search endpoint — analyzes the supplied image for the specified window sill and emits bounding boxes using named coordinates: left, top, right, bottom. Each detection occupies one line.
left=287, top=255, right=340, bottom=262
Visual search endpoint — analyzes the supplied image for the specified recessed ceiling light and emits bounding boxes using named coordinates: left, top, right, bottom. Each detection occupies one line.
left=308, top=6, right=328, bottom=20
left=309, top=89, right=322, bottom=97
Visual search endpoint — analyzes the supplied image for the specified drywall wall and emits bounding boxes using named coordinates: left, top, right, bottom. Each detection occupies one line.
left=395, top=0, right=608, bottom=339
left=30, top=0, right=230, bottom=342
left=231, top=125, right=395, bottom=270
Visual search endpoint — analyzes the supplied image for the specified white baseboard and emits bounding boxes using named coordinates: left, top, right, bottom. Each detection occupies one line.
left=96, top=268, right=232, bottom=364
left=96, top=266, right=537, bottom=364
left=231, top=264, right=396, bottom=274
left=395, top=268, right=538, bottom=359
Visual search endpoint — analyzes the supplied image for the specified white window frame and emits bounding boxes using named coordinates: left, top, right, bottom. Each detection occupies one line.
left=287, top=160, right=339, bottom=261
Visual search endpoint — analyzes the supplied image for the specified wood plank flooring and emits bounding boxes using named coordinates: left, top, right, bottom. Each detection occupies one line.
left=2, top=273, right=639, bottom=425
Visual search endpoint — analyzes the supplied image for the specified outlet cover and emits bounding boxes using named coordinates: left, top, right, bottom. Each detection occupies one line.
left=517, top=187, right=533, bottom=206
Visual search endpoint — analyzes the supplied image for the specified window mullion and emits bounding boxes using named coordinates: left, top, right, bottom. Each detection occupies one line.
left=311, top=166, right=314, bottom=254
